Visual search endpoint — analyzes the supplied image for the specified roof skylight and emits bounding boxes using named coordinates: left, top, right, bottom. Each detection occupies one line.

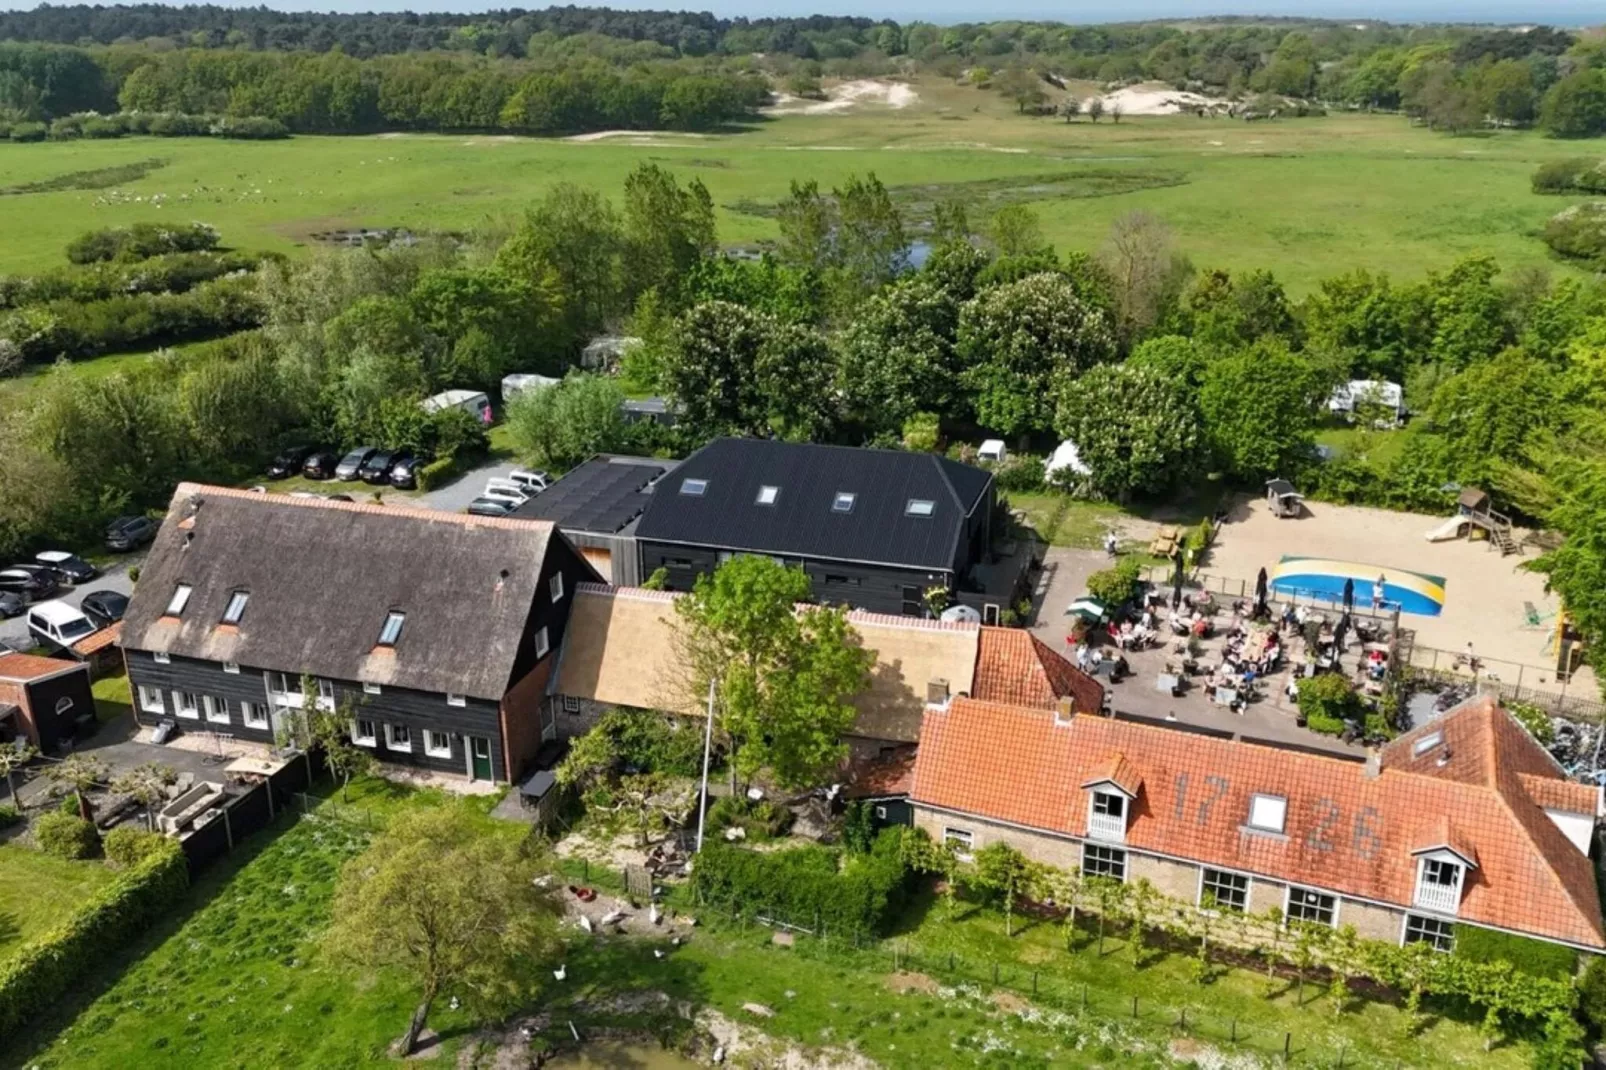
left=1412, top=731, right=1443, bottom=758
left=378, top=611, right=406, bottom=647
left=165, top=584, right=192, bottom=616
left=906, top=498, right=935, bottom=517
left=832, top=492, right=856, bottom=514
left=680, top=478, right=708, bottom=497
left=756, top=485, right=779, bottom=505
left=221, top=590, right=249, bottom=625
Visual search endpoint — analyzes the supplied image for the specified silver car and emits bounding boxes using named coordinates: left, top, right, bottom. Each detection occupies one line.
left=335, top=447, right=378, bottom=481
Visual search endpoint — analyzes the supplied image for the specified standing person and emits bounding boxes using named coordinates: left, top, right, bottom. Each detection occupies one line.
left=1103, top=530, right=1119, bottom=557
left=1372, top=575, right=1387, bottom=611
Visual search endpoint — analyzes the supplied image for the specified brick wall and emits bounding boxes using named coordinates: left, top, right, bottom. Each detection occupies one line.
left=500, top=659, right=552, bottom=783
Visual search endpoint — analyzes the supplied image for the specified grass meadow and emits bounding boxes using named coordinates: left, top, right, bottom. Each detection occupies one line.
left=0, top=845, right=113, bottom=957
left=0, top=75, right=1595, bottom=292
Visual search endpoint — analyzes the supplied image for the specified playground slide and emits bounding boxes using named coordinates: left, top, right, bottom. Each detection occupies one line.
left=1425, top=516, right=1467, bottom=542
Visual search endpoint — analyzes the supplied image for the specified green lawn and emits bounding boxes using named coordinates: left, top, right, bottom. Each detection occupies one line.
left=1005, top=492, right=1124, bottom=549
left=0, top=87, right=1592, bottom=293
left=1316, top=426, right=1410, bottom=467
left=0, top=845, right=114, bottom=959
left=90, top=673, right=132, bottom=724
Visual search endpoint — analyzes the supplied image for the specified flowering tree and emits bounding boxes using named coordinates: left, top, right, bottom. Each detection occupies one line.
left=1055, top=363, right=1203, bottom=499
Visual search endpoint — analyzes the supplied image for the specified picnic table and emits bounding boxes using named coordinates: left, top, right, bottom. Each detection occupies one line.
left=1149, top=524, right=1184, bottom=557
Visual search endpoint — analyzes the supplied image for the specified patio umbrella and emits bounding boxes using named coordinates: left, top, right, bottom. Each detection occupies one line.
left=1342, top=577, right=1355, bottom=613
left=1171, top=548, right=1186, bottom=610
left=1066, top=597, right=1108, bottom=623
left=1333, top=611, right=1351, bottom=655
left=1255, top=566, right=1269, bottom=618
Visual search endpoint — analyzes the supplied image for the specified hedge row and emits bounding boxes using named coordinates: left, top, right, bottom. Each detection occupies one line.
left=1454, top=923, right=1579, bottom=981
left=692, top=830, right=913, bottom=939
left=0, top=274, right=263, bottom=363
left=66, top=221, right=219, bottom=265
left=0, top=836, right=188, bottom=1042
left=0, top=250, right=268, bottom=311
left=1544, top=202, right=1606, bottom=269
left=0, top=111, right=289, bottom=142
left=1531, top=157, right=1606, bottom=195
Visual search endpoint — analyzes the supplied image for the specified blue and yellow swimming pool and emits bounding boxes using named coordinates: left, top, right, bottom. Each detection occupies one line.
left=1269, top=556, right=1447, bottom=617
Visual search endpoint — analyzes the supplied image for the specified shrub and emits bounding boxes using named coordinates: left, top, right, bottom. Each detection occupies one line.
left=415, top=454, right=460, bottom=492
left=990, top=454, right=1046, bottom=492
left=1542, top=202, right=1606, bottom=268
left=703, top=795, right=792, bottom=842
left=0, top=836, right=187, bottom=1042
left=0, top=803, right=20, bottom=828
left=608, top=709, right=705, bottom=778
left=1579, top=954, right=1606, bottom=1035
left=9, top=122, right=47, bottom=142
left=1506, top=701, right=1555, bottom=745
left=32, top=811, right=99, bottom=860
left=211, top=115, right=291, bottom=139
left=102, top=826, right=170, bottom=869
left=1453, top=924, right=1577, bottom=980
left=692, top=829, right=912, bottom=938
left=1297, top=673, right=1361, bottom=735
left=1086, top=556, right=1143, bottom=607
left=901, top=412, right=941, bottom=453
left=0, top=274, right=262, bottom=364
left=65, top=222, right=221, bottom=265
left=1531, top=157, right=1594, bottom=193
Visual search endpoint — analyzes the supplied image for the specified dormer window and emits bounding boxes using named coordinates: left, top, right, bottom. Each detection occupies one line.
left=377, top=611, right=406, bottom=647
left=165, top=584, right=193, bottom=616
left=221, top=590, right=249, bottom=625
left=1087, top=790, right=1127, bottom=843
left=756, top=485, right=779, bottom=505
left=680, top=478, right=708, bottom=497
left=1414, top=857, right=1465, bottom=914
left=905, top=499, right=935, bottom=517
left=832, top=492, right=856, bottom=513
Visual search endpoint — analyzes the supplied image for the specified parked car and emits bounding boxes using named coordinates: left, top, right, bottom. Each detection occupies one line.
left=34, top=550, right=96, bottom=585
left=359, top=449, right=398, bottom=484
left=267, top=445, right=317, bottom=479
left=480, top=481, right=530, bottom=508
left=0, top=564, right=61, bottom=601
left=389, top=452, right=428, bottom=489
left=335, top=447, right=378, bottom=481
left=507, top=469, right=550, bottom=495
left=0, top=591, right=24, bottom=619
left=28, top=600, right=97, bottom=652
left=81, top=589, right=130, bottom=630
left=301, top=449, right=340, bottom=480
left=105, top=515, right=157, bottom=552
left=466, top=497, right=517, bottom=518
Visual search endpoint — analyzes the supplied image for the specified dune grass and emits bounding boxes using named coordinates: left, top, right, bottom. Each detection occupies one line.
left=0, top=81, right=1591, bottom=293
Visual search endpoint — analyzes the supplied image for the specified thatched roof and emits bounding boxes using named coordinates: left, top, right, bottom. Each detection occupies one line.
left=122, top=484, right=557, bottom=700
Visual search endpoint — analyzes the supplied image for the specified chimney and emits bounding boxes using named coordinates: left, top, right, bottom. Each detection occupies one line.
left=1055, top=696, right=1075, bottom=724
left=1364, top=747, right=1381, bottom=779
left=926, top=678, right=950, bottom=707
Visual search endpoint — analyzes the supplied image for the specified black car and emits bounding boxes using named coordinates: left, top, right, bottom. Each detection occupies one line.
left=359, top=449, right=398, bottom=484
left=335, top=446, right=378, bottom=481
left=0, top=590, right=24, bottom=619
left=106, top=515, right=157, bottom=552
left=0, top=564, right=61, bottom=601
left=34, top=551, right=97, bottom=585
left=389, top=452, right=427, bottom=489
left=301, top=449, right=340, bottom=480
left=268, top=445, right=317, bottom=479
left=466, top=497, right=517, bottom=518
left=81, top=590, right=130, bottom=629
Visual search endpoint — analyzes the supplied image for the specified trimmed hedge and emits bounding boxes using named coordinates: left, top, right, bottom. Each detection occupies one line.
left=0, top=836, right=188, bottom=1042
left=0, top=273, right=262, bottom=363
left=1543, top=202, right=1606, bottom=268
left=415, top=453, right=461, bottom=492
left=1454, top=923, right=1578, bottom=980
left=32, top=811, right=98, bottom=860
left=692, top=829, right=913, bottom=939
left=44, top=111, right=289, bottom=142
left=0, top=250, right=269, bottom=311
left=65, top=221, right=220, bottom=265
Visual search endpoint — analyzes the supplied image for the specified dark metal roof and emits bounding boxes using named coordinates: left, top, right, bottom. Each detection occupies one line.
left=121, top=484, right=556, bottom=701
left=1266, top=479, right=1299, bottom=497
left=632, top=438, right=993, bottom=571
left=510, top=456, right=673, bottom=535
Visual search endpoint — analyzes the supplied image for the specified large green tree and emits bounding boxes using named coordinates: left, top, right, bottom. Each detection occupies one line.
left=621, top=162, right=716, bottom=306
left=496, top=183, right=623, bottom=350
left=835, top=277, right=962, bottom=433
left=1426, top=347, right=1557, bottom=483
left=1198, top=339, right=1321, bottom=480
left=1540, top=69, right=1606, bottom=139
left=1054, top=363, right=1203, bottom=499
left=957, top=272, right=1116, bottom=439
left=325, top=807, right=563, bottom=1056
left=672, top=555, right=873, bottom=793
left=505, top=371, right=629, bottom=470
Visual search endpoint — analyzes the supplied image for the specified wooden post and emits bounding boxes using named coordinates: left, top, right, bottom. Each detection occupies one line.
left=1282, top=1032, right=1291, bottom=1064
left=1132, top=995, right=1139, bottom=1019
left=992, top=962, right=999, bottom=984
left=1178, top=1008, right=1187, bottom=1032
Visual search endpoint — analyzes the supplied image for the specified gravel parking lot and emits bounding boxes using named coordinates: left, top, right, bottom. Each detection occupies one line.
left=1, top=554, right=142, bottom=652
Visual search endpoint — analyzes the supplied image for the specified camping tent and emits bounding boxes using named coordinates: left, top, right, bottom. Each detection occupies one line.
left=1046, top=439, right=1093, bottom=481
left=1328, top=380, right=1406, bottom=427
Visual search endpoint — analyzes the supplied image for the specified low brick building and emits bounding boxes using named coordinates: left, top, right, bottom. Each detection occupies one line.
left=910, top=694, right=1605, bottom=953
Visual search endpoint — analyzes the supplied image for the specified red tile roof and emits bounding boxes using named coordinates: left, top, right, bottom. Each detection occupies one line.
left=973, top=627, right=1103, bottom=714
left=845, top=746, right=917, bottom=799
left=1519, top=773, right=1599, bottom=816
left=910, top=695, right=1605, bottom=949
left=70, top=621, right=122, bottom=657
left=1082, top=753, right=1142, bottom=797
left=1411, top=815, right=1478, bottom=867
left=0, top=653, right=82, bottom=682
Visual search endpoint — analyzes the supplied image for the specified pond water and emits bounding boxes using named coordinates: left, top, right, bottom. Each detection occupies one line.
left=546, top=1041, right=703, bottom=1069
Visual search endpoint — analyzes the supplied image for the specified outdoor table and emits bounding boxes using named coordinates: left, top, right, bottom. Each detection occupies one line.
left=1157, top=672, right=1182, bottom=695
left=1214, top=686, right=1240, bottom=707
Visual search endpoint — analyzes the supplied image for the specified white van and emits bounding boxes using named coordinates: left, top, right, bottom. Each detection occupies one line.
left=27, top=599, right=98, bottom=652
left=481, top=480, right=531, bottom=507
left=978, top=439, right=1008, bottom=463
left=507, top=469, right=550, bottom=494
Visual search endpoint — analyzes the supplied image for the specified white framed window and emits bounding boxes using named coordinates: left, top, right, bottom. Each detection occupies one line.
left=54, top=697, right=74, bottom=717
left=138, top=685, right=166, bottom=714
left=316, top=678, right=335, bottom=710
left=756, top=484, right=779, bottom=505
left=351, top=719, right=377, bottom=746
left=1404, top=914, right=1455, bottom=952
left=832, top=491, right=856, bottom=513
left=241, top=702, right=270, bottom=729
left=152, top=652, right=171, bottom=665
left=874, top=805, right=888, bottom=820
left=203, top=694, right=230, bottom=724
left=1247, top=793, right=1287, bottom=834
left=1414, top=857, right=1465, bottom=913
left=221, top=590, right=249, bottom=624
left=363, top=681, right=381, bottom=695
left=1200, top=868, right=1250, bottom=912
left=534, top=626, right=550, bottom=658
left=447, top=693, right=466, bottom=708
left=222, top=661, right=240, bottom=675
left=1286, top=887, right=1336, bottom=927
left=943, top=827, right=974, bottom=861
left=377, top=611, right=406, bottom=647
left=679, top=478, right=708, bottom=496
left=1088, top=790, right=1127, bottom=842
left=385, top=723, right=412, bottom=752
left=165, top=584, right=193, bottom=617
left=424, top=730, right=452, bottom=758
left=905, top=498, right=935, bottom=517
left=563, top=694, right=582, bottom=714
left=1081, top=844, right=1126, bottom=882
left=173, top=691, right=199, bottom=719
left=550, top=573, right=565, bottom=603
left=267, top=671, right=302, bottom=705
left=1411, top=731, right=1443, bottom=758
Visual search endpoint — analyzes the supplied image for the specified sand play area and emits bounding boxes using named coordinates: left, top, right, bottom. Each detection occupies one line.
left=1209, top=496, right=1583, bottom=690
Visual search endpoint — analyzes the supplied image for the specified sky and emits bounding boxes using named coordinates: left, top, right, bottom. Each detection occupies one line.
left=3, top=0, right=1598, bottom=24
